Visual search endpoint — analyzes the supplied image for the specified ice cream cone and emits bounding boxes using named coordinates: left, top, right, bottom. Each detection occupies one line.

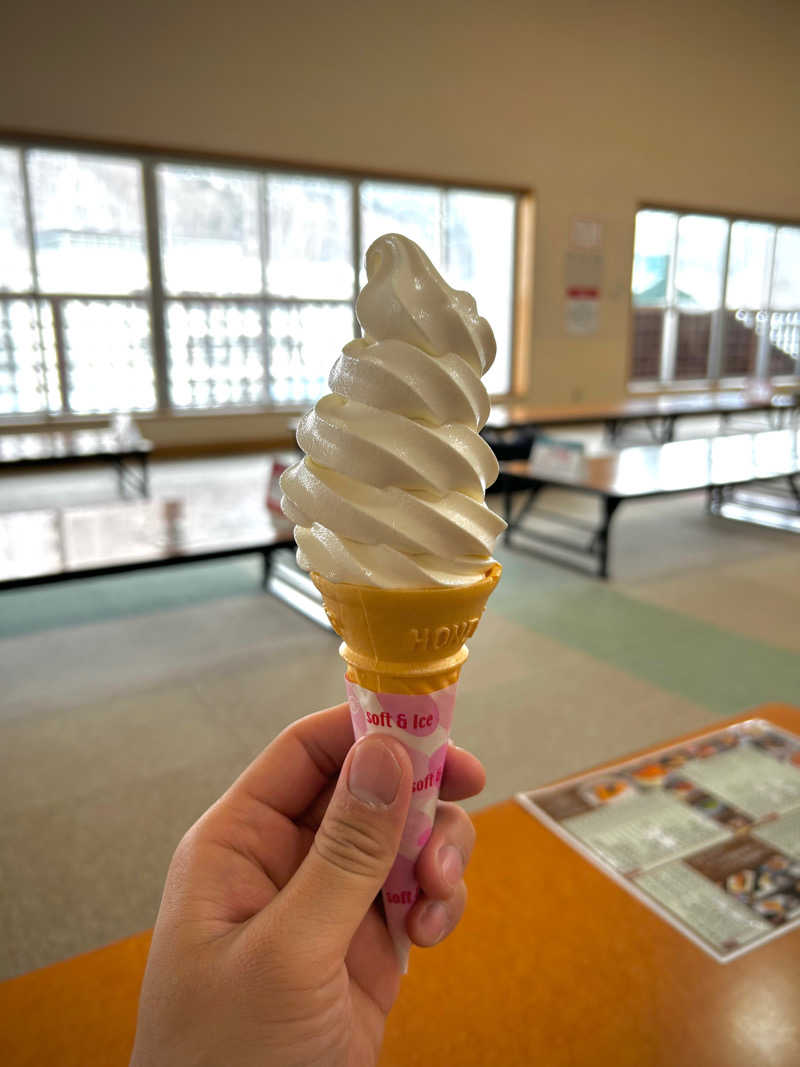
left=311, top=562, right=501, bottom=694
left=311, top=563, right=501, bottom=969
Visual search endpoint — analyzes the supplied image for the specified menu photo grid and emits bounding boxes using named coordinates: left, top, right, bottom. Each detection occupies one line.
left=516, top=719, right=800, bottom=962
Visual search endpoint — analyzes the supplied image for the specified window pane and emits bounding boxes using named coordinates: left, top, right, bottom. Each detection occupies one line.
left=768, top=311, right=800, bottom=376
left=722, top=309, right=759, bottom=377
left=269, top=302, right=353, bottom=405
left=770, top=227, right=800, bottom=310
left=675, top=215, right=728, bottom=310
left=632, top=211, right=677, bottom=306
left=445, top=190, right=515, bottom=395
left=28, top=150, right=147, bottom=294
left=158, top=165, right=262, bottom=295
left=674, top=312, right=711, bottom=379
left=62, top=300, right=155, bottom=413
left=0, top=299, right=60, bottom=414
left=266, top=175, right=353, bottom=298
left=359, top=182, right=442, bottom=285
left=0, top=148, right=32, bottom=290
left=726, top=221, right=774, bottom=309
left=630, top=308, right=663, bottom=380
left=167, top=301, right=267, bottom=408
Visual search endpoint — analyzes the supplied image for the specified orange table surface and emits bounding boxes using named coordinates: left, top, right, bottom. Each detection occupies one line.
left=2, top=704, right=799, bottom=1067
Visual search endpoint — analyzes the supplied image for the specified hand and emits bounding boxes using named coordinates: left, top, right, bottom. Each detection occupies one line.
left=130, top=702, right=484, bottom=1067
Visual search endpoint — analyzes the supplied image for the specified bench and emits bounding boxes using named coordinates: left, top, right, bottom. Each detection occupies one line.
left=501, top=429, right=800, bottom=578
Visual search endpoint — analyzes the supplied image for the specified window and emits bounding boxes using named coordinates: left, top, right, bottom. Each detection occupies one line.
left=359, top=183, right=515, bottom=397
left=0, top=140, right=520, bottom=418
left=0, top=146, right=155, bottom=416
left=630, top=208, right=800, bottom=385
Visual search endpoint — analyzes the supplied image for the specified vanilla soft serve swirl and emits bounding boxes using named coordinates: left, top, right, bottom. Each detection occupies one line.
left=280, top=233, right=506, bottom=588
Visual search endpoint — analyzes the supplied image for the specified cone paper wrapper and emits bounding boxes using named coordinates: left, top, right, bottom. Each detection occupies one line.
left=312, top=564, right=501, bottom=971
left=345, top=678, right=458, bottom=971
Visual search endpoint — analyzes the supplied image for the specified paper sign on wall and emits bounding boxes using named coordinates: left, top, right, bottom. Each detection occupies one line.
left=569, top=217, right=604, bottom=251
left=565, top=249, right=603, bottom=336
left=565, top=288, right=600, bottom=335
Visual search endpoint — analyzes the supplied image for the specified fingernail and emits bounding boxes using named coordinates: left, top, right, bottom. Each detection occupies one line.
left=348, top=737, right=401, bottom=807
left=439, top=845, right=463, bottom=886
left=420, top=901, right=448, bottom=943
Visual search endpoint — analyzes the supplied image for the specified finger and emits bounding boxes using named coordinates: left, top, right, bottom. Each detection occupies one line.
left=439, top=743, right=486, bottom=802
left=407, top=882, right=467, bottom=948
left=225, top=703, right=354, bottom=819
left=300, top=745, right=485, bottom=832
left=416, top=802, right=476, bottom=901
left=259, top=734, right=413, bottom=965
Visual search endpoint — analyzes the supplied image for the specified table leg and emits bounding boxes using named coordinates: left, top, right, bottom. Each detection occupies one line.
left=113, top=457, right=127, bottom=499
left=504, top=482, right=542, bottom=544
left=503, top=477, right=513, bottom=544
left=140, top=454, right=150, bottom=498
left=262, top=549, right=273, bottom=590
left=597, top=496, right=621, bottom=579
left=645, top=418, right=661, bottom=444
left=708, top=485, right=731, bottom=514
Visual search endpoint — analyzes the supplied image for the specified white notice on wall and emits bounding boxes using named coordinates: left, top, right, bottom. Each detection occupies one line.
left=564, top=249, right=602, bottom=336
left=565, top=289, right=600, bottom=335
left=569, top=217, right=604, bottom=250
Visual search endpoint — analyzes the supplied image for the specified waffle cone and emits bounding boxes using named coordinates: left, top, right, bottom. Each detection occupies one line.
left=310, top=563, right=501, bottom=694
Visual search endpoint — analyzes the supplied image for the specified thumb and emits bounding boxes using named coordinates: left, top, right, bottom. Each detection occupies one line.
left=269, top=734, right=413, bottom=963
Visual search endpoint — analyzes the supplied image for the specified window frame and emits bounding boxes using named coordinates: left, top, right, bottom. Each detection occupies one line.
left=629, top=203, right=800, bottom=392
left=0, top=132, right=529, bottom=424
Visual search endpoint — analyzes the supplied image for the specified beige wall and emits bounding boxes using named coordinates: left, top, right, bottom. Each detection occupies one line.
left=2, top=0, right=799, bottom=448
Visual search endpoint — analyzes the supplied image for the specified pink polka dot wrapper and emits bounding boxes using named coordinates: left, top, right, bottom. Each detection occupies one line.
left=346, top=678, right=459, bottom=971
left=400, top=807, right=434, bottom=855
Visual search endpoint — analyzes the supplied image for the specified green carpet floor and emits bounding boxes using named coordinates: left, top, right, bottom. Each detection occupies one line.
left=0, top=558, right=266, bottom=639
left=491, top=546, right=799, bottom=714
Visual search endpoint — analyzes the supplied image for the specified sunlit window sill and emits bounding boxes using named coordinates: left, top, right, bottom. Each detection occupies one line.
left=0, top=388, right=526, bottom=438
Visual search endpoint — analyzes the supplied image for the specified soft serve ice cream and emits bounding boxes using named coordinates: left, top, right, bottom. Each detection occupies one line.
left=280, top=232, right=505, bottom=588
left=281, top=233, right=504, bottom=970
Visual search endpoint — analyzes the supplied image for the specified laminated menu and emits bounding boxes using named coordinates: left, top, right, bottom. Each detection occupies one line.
left=517, top=719, right=800, bottom=962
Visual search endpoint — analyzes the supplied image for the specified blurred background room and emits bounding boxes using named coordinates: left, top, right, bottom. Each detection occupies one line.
left=0, top=1, right=798, bottom=1062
